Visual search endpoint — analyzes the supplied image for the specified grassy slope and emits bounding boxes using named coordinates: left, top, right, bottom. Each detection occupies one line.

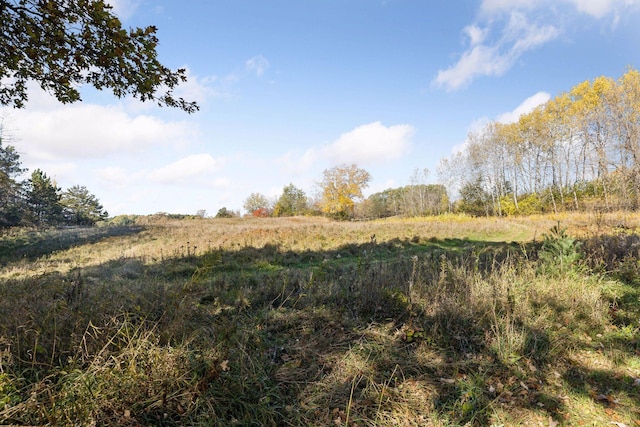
left=0, top=213, right=639, bottom=426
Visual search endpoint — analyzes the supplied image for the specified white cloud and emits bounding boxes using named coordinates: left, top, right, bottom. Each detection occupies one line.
left=172, top=68, right=233, bottom=105
left=438, top=0, right=639, bottom=91
left=276, top=122, right=414, bottom=176
left=2, top=87, right=197, bottom=162
left=147, top=154, right=224, bottom=186
left=465, top=25, right=488, bottom=46
left=105, top=0, right=140, bottom=20
left=506, top=13, right=560, bottom=53
left=96, top=166, right=136, bottom=189
left=480, top=0, right=543, bottom=15
left=496, top=91, right=550, bottom=123
left=434, top=44, right=512, bottom=90
left=480, top=0, right=638, bottom=17
left=245, top=55, right=270, bottom=77
left=569, top=0, right=618, bottom=18
left=434, top=12, right=559, bottom=91
left=323, top=122, right=414, bottom=165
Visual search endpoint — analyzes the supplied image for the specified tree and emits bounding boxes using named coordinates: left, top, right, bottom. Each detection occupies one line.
left=26, top=168, right=62, bottom=225
left=0, top=0, right=197, bottom=112
left=242, top=193, right=271, bottom=216
left=215, top=207, right=235, bottom=218
left=458, top=177, right=493, bottom=217
left=0, top=136, right=25, bottom=227
left=318, top=164, right=371, bottom=219
left=273, top=183, right=307, bottom=217
left=61, top=185, right=107, bottom=225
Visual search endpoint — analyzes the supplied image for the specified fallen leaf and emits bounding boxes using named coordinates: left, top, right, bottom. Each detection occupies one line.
left=220, top=360, right=230, bottom=371
left=124, top=409, right=131, bottom=418
left=548, top=417, right=559, bottom=427
left=439, top=378, right=455, bottom=384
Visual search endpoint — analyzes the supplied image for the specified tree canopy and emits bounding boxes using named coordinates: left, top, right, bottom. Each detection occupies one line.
left=451, top=67, right=640, bottom=215
left=0, top=0, right=197, bottom=112
left=273, top=183, right=307, bottom=217
left=242, top=193, right=271, bottom=216
left=61, top=185, right=108, bottom=225
left=318, top=164, right=371, bottom=219
left=27, top=168, right=62, bottom=225
left=0, top=136, right=24, bottom=226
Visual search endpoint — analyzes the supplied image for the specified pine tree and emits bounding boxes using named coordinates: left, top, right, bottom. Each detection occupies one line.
left=27, top=169, right=62, bottom=226
left=0, top=138, right=26, bottom=227
left=61, top=185, right=108, bottom=225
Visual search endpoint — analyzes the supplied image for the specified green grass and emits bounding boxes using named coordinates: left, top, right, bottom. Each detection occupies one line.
left=0, top=214, right=639, bottom=425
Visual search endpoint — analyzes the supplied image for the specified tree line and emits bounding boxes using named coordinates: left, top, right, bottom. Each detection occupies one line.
left=234, top=164, right=449, bottom=220
left=4, top=1, right=639, bottom=222
left=233, top=68, right=640, bottom=220
left=0, top=135, right=108, bottom=228
left=442, top=67, right=640, bottom=216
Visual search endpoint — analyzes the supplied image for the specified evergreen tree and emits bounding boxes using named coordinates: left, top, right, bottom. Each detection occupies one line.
left=61, top=185, right=108, bottom=225
left=0, top=138, right=26, bottom=227
left=27, top=169, right=62, bottom=226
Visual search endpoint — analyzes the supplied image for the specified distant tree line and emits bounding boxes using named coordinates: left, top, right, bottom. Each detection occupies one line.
left=442, top=67, right=640, bottom=216
left=158, top=68, right=640, bottom=221
left=0, top=136, right=108, bottom=228
left=237, top=164, right=450, bottom=221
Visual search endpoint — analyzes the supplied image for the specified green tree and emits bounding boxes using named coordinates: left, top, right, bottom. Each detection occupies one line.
left=458, top=178, right=493, bottom=217
left=0, top=0, right=197, bottom=112
left=215, top=207, right=235, bottom=218
left=242, top=193, right=271, bottom=216
left=61, top=185, right=108, bottom=225
left=0, top=137, right=25, bottom=227
left=318, top=164, right=371, bottom=219
left=273, top=183, right=307, bottom=217
left=27, top=169, right=62, bottom=225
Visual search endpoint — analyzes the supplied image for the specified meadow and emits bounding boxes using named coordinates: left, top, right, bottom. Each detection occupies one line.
left=0, top=212, right=639, bottom=426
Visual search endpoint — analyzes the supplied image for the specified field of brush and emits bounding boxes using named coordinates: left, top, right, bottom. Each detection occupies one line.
left=1, top=212, right=640, bottom=426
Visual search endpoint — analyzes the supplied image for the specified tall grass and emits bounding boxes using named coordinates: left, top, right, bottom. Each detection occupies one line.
left=0, top=214, right=639, bottom=425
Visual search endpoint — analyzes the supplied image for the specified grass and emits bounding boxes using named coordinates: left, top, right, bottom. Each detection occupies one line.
left=0, top=213, right=639, bottom=425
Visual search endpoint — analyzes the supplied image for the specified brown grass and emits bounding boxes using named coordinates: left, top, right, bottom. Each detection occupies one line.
left=0, top=213, right=639, bottom=425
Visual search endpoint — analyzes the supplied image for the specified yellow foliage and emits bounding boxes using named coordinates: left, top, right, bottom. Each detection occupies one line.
left=319, top=164, right=371, bottom=217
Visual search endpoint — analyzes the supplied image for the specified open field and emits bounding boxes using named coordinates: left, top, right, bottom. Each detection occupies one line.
left=1, top=213, right=640, bottom=426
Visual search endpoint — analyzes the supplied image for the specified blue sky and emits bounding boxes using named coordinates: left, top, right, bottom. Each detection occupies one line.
left=2, top=0, right=640, bottom=215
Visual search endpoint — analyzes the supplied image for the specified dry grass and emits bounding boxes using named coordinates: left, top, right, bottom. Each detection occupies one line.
left=0, top=212, right=639, bottom=425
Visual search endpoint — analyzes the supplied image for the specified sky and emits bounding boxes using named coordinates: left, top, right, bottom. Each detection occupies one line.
left=2, top=0, right=640, bottom=216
